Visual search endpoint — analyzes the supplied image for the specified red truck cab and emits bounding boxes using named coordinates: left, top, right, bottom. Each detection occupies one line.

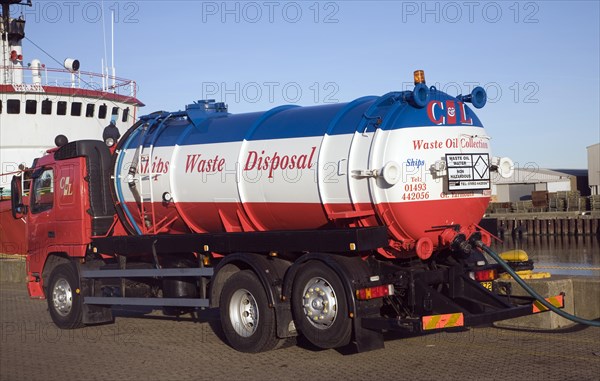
left=13, top=141, right=114, bottom=299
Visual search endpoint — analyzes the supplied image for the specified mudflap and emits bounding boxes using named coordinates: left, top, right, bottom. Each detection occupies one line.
left=274, top=303, right=296, bottom=338
left=352, top=297, right=385, bottom=352
left=27, top=278, right=45, bottom=299
left=353, top=317, right=384, bottom=352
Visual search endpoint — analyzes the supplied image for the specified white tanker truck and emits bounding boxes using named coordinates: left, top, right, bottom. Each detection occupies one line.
left=12, top=71, right=563, bottom=353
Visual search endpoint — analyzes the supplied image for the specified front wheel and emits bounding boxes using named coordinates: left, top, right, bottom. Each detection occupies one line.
left=219, top=270, right=278, bottom=353
left=292, top=261, right=352, bottom=349
left=47, top=263, right=84, bottom=329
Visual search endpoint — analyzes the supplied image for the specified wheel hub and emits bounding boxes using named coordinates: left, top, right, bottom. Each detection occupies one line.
left=302, top=277, right=338, bottom=329
left=52, top=278, right=73, bottom=317
left=229, top=289, right=259, bottom=337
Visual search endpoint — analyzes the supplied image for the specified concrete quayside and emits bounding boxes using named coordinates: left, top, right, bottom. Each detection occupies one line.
left=486, top=212, right=600, bottom=237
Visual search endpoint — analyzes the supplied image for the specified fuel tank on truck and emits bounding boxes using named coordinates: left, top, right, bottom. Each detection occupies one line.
left=113, top=71, right=510, bottom=259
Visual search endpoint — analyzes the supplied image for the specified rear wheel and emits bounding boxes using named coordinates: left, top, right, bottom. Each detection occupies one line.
left=219, top=270, right=278, bottom=353
left=292, top=261, right=352, bottom=349
left=47, top=263, right=84, bottom=329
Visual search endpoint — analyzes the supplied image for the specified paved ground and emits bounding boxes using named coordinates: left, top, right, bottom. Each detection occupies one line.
left=1, top=282, right=599, bottom=381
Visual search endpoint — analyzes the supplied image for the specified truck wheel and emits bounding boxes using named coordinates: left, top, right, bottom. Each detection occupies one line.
left=47, top=263, right=84, bottom=329
left=292, top=262, right=352, bottom=349
left=219, top=270, right=278, bottom=353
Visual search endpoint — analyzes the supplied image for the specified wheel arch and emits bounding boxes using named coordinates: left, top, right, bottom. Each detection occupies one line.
left=282, top=253, right=371, bottom=318
left=283, top=253, right=386, bottom=351
left=210, top=253, right=291, bottom=309
left=41, top=252, right=77, bottom=294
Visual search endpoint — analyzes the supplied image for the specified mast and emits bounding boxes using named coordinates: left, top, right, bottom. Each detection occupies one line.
left=1, top=0, right=31, bottom=84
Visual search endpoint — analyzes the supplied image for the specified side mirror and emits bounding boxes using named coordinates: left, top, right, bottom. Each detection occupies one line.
left=10, top=176, right=26, bottom=219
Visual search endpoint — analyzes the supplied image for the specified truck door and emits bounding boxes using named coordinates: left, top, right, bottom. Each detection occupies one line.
left=28, top=167, right=55, bottom=257
left=55, top=160, right=89, bottom=245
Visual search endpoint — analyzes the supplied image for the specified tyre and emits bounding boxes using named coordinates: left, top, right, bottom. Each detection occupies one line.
left=47, top=263, right=84, bottom=329
left=219, top=270, right=278, bottom=353
left=292, top=261, right=352, bottom=349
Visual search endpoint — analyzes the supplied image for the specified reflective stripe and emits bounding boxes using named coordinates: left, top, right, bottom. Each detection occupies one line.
left=422, top=313, right=464, bottom=330
left=532, top=294, right=564, bottom=313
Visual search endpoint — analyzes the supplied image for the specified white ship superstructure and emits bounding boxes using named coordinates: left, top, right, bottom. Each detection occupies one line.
left=0, top=0, right=143, bottom=194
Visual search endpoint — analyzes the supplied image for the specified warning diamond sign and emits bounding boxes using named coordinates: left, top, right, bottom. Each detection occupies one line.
left=446, top=153, right=490, bottom=191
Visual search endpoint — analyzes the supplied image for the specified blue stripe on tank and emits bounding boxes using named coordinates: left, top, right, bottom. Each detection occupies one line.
left=131, top=89, right=484, bottom=150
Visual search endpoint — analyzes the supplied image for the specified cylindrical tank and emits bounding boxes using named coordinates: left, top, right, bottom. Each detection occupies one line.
left=113, top=76, right=495, bottom=259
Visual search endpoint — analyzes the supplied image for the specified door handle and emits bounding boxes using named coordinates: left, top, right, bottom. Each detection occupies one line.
left=48, top=231, right=55, bottom=238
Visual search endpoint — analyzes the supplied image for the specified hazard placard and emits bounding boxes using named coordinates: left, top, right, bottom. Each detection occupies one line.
left=446, top=153, right=490, bottom=191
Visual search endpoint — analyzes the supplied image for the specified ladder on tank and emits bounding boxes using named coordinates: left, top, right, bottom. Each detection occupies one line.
left=129, top=114, right=172, bottom=234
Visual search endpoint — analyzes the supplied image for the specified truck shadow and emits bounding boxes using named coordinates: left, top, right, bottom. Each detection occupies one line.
left=111, top=305, right=220, bottom=324
left=112, top=307, right=571, bottom=355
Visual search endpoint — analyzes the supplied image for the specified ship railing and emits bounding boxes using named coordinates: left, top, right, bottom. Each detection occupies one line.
left=0, top=65, right=137, bottom=98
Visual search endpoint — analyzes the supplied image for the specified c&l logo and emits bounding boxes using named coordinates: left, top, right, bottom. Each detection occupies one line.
left=59, top=176, right=73, bottom=196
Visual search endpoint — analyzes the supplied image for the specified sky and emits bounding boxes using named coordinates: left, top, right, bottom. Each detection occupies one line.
left=12, top=0, right=600, bottom=169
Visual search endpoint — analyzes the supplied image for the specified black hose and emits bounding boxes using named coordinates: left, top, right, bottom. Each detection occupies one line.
left=475, top=241, right=600, bottom=327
